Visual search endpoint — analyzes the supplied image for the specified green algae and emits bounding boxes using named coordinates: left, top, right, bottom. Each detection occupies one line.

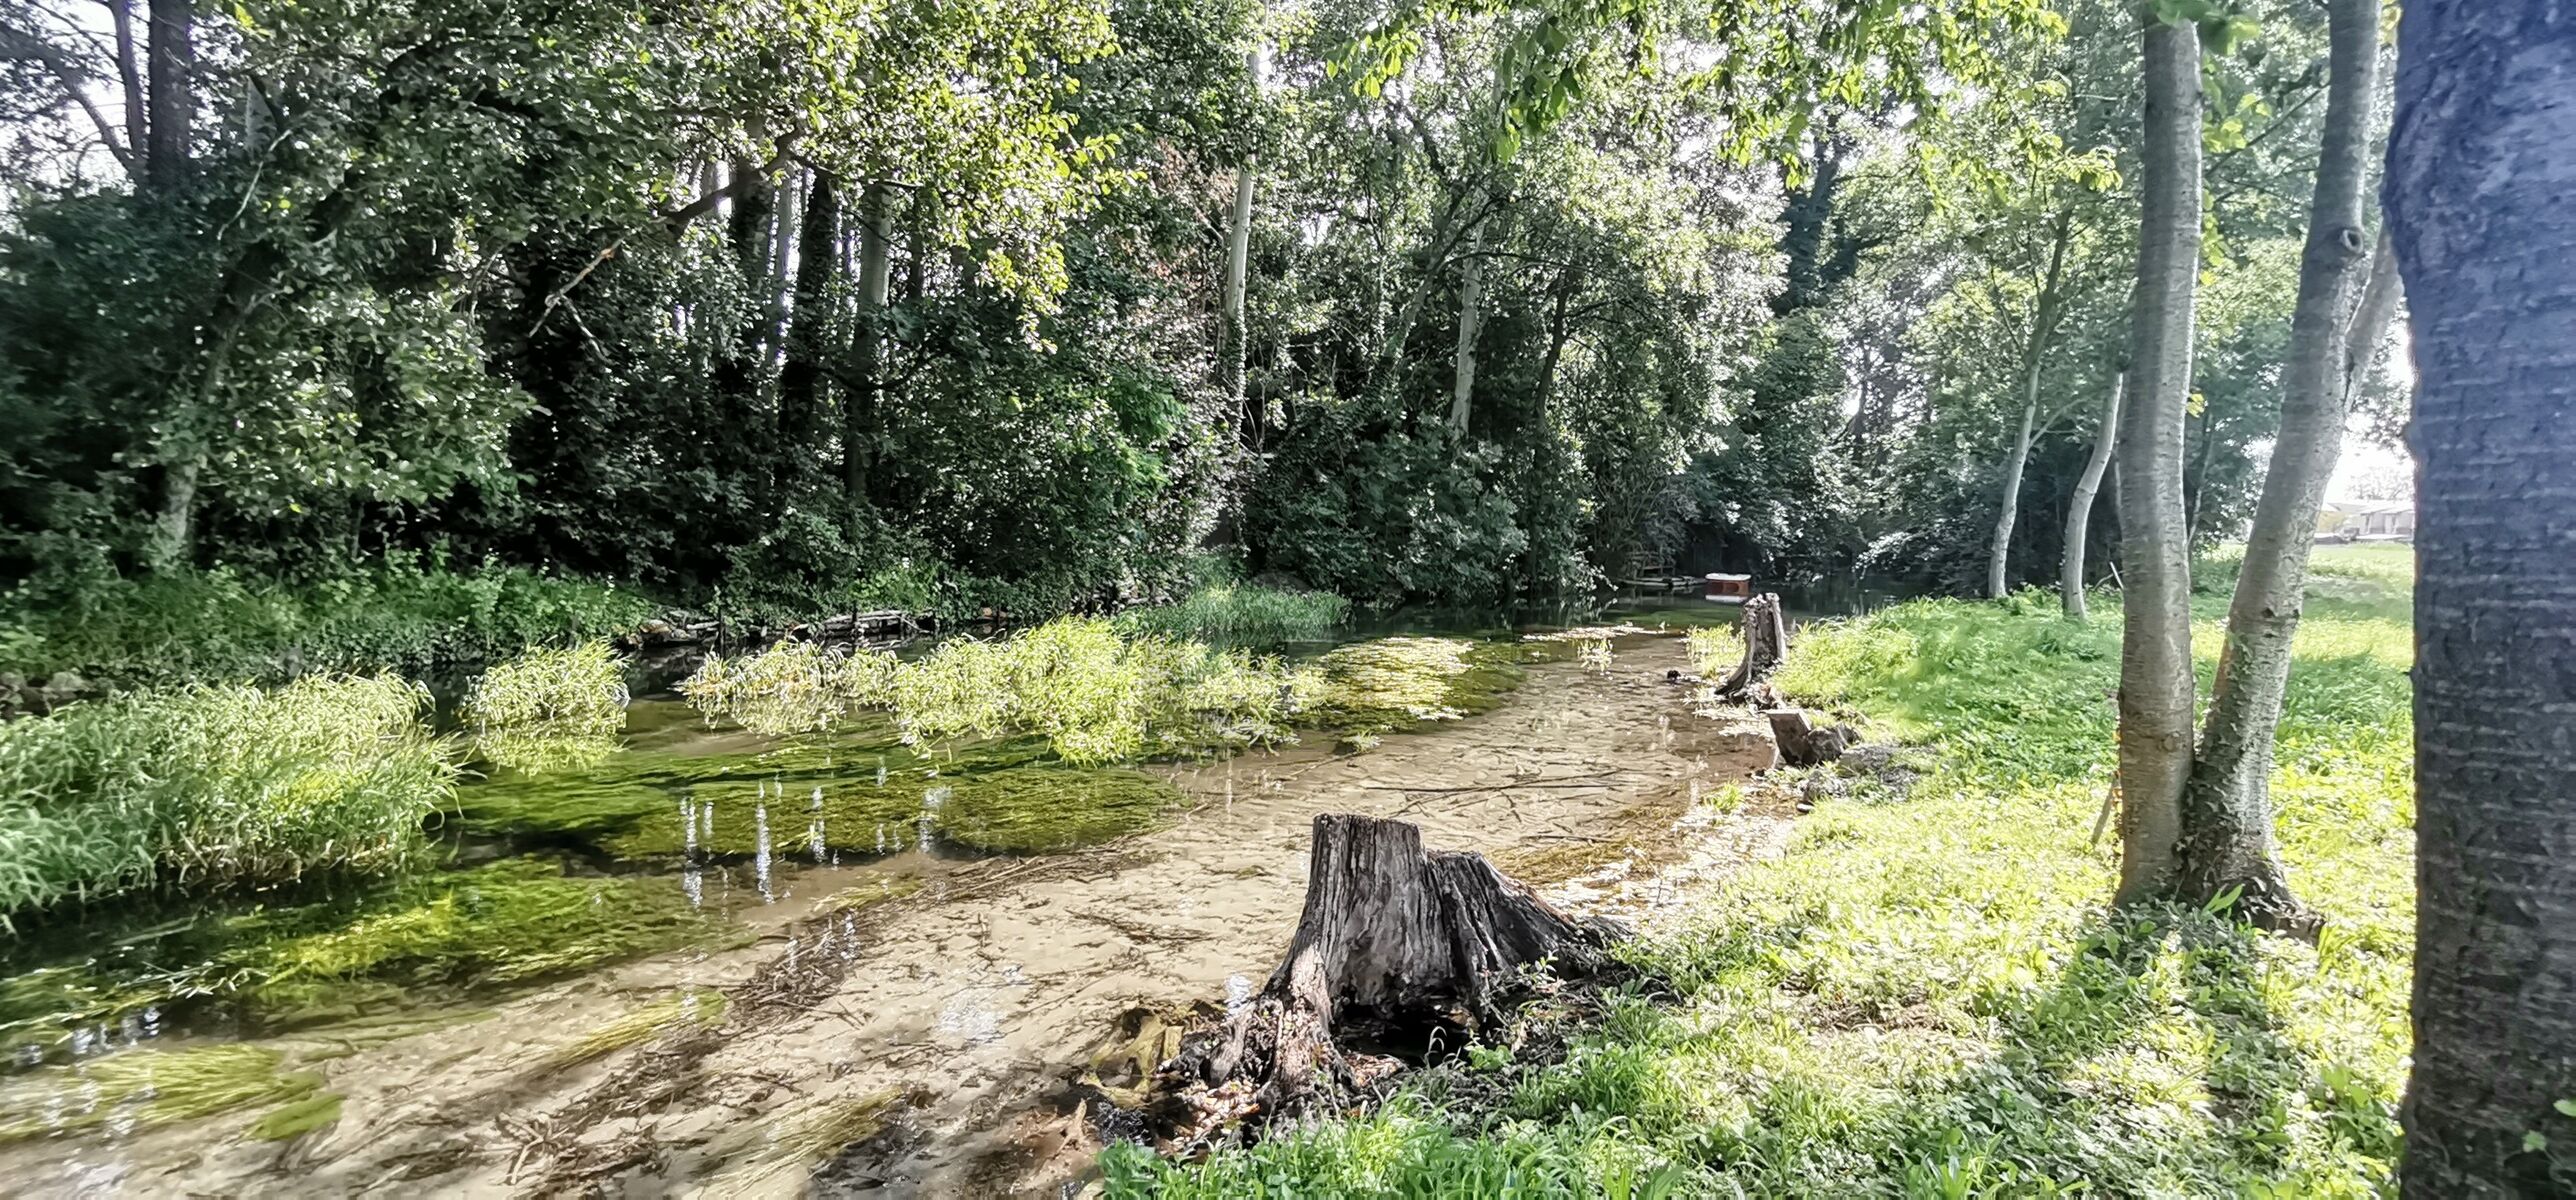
left=0, top=856, right=733, bottom=1062
left=245, top=1090, right=343, bottom=1140
left=0, top=1044, right=322, bottom=1142
left=543, top=987, right=727, bottom=1069
left=932, top=767, right=1177, bottom=854
left=603, top=764, right=1178, bottom=859
left=1304, top=636, right=1530, bottom=734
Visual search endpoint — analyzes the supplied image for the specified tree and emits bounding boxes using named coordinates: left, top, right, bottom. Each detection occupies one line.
left=2110, top=7, right=2204, bottom=904
left=2059, top=370, right=2122, bottom=618
left=2383, top=1, right=2576, bottom=1192
left=2175, top=0, right=2387, bottom=932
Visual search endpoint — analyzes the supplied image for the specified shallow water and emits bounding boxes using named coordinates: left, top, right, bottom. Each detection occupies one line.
left=0, top=624, right=1789, bottom=1196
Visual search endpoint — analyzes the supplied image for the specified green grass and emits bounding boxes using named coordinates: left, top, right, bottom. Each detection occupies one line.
left=1112, top=548, right=2414, bottom=1196
left=0, top=673, right=458, bottom=919
left=1114, top=584, right=1353, bottom=643
left=0, top=560, right=659, bottom=691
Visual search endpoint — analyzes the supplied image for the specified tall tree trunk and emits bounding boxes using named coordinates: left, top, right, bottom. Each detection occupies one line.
left=2061, top=372, right=2125, bottom=620
left=1448, top=218, right=1486, bottom=432
left=1219, top=157, right=1256, bottom=419
left=2112, top=12, right=2204, bottom=905
left=844, top=182, right=894, bottom=528
left=2177, top=0, right=2385, bottom=935
left=1986, top=213, right=2072, bottom=600
left=144, top=0, right=191, bottom=190
left=779, top=172, right=842, bottom=465
left=112, top=0, right=146, bottom=160
left=2385, top=2, right=2576, bottom=1192
left=1775, top=126, right=1847, bottom=314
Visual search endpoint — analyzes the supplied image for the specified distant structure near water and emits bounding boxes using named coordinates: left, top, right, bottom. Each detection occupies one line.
left=2315, top=499, right=2415, bottom=543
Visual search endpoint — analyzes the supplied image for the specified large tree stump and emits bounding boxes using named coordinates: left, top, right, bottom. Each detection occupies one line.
left=1170, top=814, right=1621, bottom=1121
left=1712, top=592, right=1789, bottom=705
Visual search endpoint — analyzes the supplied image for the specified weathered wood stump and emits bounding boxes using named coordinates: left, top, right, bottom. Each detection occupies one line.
left=1712, top=592, right=1789, bottom=706
left=1168, top=814, right=1622, bottom=1121
left=1767, top=708, right=1860, bottom=767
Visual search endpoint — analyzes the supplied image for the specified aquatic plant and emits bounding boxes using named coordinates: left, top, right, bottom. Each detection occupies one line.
left=543, top=988, right=728, bottom=1069
left=680, top=641, right=900, bottom=736
left=0, top=674, right=456, bottom=919
left=606, top=765, right=1177, bottom=859
left=1684, top=626, right=1743, bottom=677
left=702, top=1089, right=904, bottom=1194
left=893, top=618, right=1314, bottom=764
left=246, top=1091, right=344, bottom=1141
left=0, top=1044, right=321, bottom=1142
left=241, top=858, right=739, bottom=1024
left=467, top=641, right=630, bottom=771
left=1304, top=636, right=1524, bottom=732
left=815, top=876, right=923, bottom=915
left=1114, top=585, right=1352, bottom=643
left=932, top=767, right=1175, bottom=854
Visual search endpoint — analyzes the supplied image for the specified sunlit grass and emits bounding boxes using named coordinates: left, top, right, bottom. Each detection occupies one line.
left=0, top=674, right=456, bottom=920
left=1116, top=561, right=2414, bottom=1195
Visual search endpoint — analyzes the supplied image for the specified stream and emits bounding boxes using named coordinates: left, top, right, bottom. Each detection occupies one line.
left=0, top=623, right=1792, bottom=1197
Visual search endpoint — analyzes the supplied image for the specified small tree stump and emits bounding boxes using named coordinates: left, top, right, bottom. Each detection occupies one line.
left=1767, top=708, right=1859, bottom=767
left=1712, top=593, right=1789, bottom=704
left=1169, top=814, right=1621, bottom=1120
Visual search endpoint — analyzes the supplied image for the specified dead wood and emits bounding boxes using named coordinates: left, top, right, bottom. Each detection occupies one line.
left=1162, top=814, right=1622, bottom=1123
left=1712, top=592, right=1790, bottom=704
left=1767, top=708, right=1860, bottom=768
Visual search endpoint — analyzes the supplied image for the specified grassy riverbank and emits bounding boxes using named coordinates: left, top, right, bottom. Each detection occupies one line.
left=1106, top=543, right=2414, bottom=1195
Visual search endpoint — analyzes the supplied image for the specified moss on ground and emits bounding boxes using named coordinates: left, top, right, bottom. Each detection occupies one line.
left=1108, top=546, right=2415, bottom=1196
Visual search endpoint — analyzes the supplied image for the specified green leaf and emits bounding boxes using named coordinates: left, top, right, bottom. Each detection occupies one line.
left=2555, top=1098, right=2576, bottom=1118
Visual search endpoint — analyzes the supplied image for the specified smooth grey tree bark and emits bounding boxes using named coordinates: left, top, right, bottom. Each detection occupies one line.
left=2176, top=0, right=2386, bottom=935
left=2384, top=1, right=2576, bottom=1192
left=1986, top=211, right=2074, bottom=599
left=2112, top=11, right=2205, bottom=905
left=1219, top=159, right=1256, bottom=417
left=2061, top=371, right=2124, bottom=620
left=1448, top=218, right=1486, bottom=431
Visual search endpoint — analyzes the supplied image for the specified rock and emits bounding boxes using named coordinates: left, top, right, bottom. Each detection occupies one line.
left=41, top=670, right=89, bottom=697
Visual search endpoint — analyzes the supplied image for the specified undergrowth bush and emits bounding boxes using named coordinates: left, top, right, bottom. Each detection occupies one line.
left=0, top=674, right=455, bottom=919
left=1114, top=584, right=1351, bottom=643
left=1122, top=553, right=2415, bottom=1195
left=0, top=560, right=658, bottom=689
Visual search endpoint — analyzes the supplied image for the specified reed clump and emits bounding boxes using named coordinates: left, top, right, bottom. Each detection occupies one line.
left=0, top=673, right=456, bottom=920
left=680, top=642, right=900, bottom=736
left=467, top=641, right=630, bottom=772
